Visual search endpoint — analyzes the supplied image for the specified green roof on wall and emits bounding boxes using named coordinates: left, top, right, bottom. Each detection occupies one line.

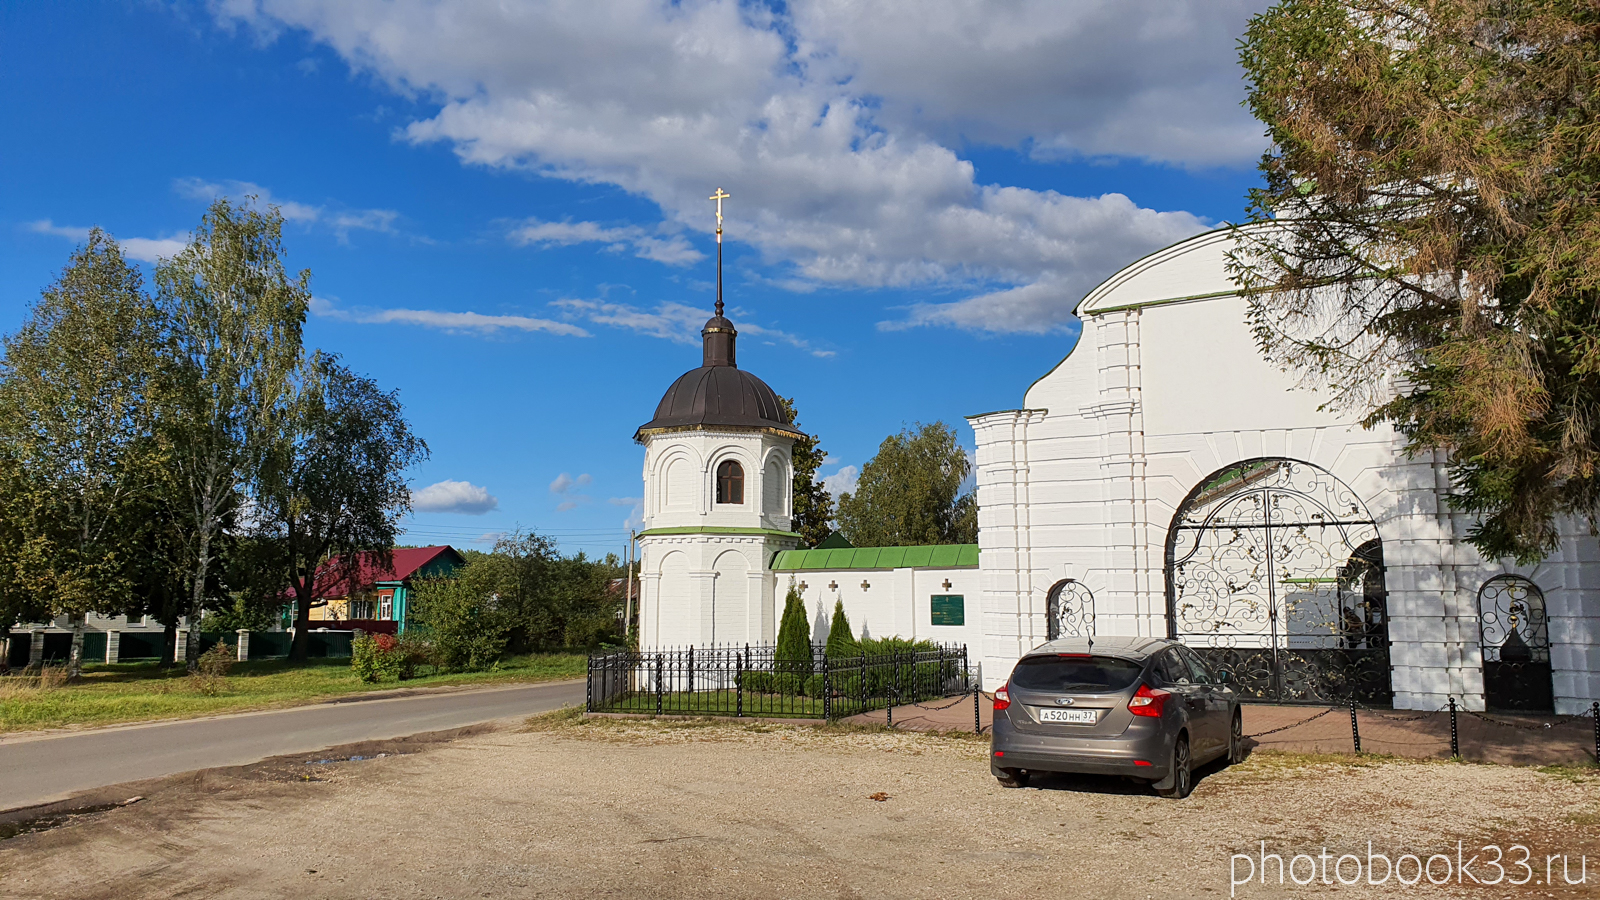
left=771, top=544, right=978, bottom=571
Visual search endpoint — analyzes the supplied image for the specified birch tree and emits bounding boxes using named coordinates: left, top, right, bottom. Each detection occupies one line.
left=155, top=199, right=307, bottom=670
left=0, top=231, right=162, bottom=676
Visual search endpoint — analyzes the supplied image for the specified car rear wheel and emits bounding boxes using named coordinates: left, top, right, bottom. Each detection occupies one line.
left=1157, top=736, right=1192, bottom=799
left=1227, top=710, right=1244, bottom=765
left=995, top=768, right=1030, bottom=789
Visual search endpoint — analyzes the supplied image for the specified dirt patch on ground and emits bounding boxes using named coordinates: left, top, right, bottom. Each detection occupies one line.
left=0, top=721, right=499, bottom=842
left=1, top=711, right=1596, bottom=899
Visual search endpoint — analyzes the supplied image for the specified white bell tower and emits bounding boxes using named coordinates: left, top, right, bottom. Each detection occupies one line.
left=634, top=189, right=801, bottom=649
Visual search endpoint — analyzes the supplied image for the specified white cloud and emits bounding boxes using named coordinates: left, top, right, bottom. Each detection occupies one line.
left=792, top=1, right=1269, bottom=168
left=509, top=218, right=702, bottom=266
left=553, top=298, right=835, bottom=357
left=475, top=531, right=507, bottom=544
left=28, top=220, right=188, bottom=263
left=821, top=465, right=858, bottom=498
left=550, top=472, right=593, bottom=494
left=622, top=502, right=645, bottom=531
left=27, top=220, right=90, bottom=241
left=208, top=0, right=1251, bottom=334
left=555, top=500, right=581, bottom=513
left=608, top=496, right=643, bottom=506
left=174, top=177, right=400, bottom=241
left=412, top=479, right=499, bottom=515
left=121, top=237, right=190, bottom=263
left=311, top=296, right=589, bottom=337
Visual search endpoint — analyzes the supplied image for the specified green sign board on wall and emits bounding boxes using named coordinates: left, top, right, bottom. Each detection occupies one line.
left=930, top=594, right=965, bottom=626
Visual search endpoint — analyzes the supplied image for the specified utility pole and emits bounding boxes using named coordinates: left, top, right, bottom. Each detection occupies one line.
left=627, top=529, right=639, bottom=641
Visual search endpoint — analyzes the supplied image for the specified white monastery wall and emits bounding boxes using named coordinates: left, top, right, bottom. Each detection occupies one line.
left=971, top=230, right=1600, bottom=713
left=775, top=567, right=984, bottom=657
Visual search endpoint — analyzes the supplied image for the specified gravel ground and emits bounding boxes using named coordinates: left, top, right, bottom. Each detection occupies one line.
left=1, top=712, right=1596, bottom=899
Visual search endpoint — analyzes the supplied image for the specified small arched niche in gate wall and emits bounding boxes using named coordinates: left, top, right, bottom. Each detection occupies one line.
left=1045, top=579, right=1095, bottom=641
left=1477, top=574, right=1554, bottom=713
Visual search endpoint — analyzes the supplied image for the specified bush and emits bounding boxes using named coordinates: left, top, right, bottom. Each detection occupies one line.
left=408, top=575, right=511, bottom=672
left=197, top=640, right=235, bottom=678
left=736, top=671, right=774, bottom=694
left=189, top=641, right=235, bottom=694
left=393, top=631, right=432, bottom=680
left=351, top=631, right=403, bottom=683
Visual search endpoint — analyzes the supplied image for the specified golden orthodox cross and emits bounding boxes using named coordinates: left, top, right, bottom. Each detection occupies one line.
left=709, top=187, right=730, bottom=315
left=709, top=188, right=730, bottom=244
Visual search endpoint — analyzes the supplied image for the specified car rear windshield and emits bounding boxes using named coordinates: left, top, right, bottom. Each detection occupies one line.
left=1010, top=655, right=1144, bottom=693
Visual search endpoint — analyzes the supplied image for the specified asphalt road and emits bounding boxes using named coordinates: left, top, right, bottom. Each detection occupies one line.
left=0, top=679, right=586, bottom=811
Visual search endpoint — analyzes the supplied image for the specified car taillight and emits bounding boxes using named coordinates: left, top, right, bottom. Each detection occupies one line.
left=1127, top=683, right=1169, bottom=717
left=993, top=682, right=1011, bottom=712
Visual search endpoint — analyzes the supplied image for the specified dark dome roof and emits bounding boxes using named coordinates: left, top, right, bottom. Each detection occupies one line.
left=635, top=365, right=800, bottom=441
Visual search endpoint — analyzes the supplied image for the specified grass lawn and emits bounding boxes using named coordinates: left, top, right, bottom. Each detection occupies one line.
left=0, top=653, right=586, bottom=733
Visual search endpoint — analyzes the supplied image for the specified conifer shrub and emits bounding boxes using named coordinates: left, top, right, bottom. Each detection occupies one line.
left=773, top=584, right=813, bottom=689
left=823, top=600, right=860, bottom=659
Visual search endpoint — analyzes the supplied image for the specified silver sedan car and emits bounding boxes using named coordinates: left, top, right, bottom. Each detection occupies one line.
left=989, top=636, right=1242, bottom=799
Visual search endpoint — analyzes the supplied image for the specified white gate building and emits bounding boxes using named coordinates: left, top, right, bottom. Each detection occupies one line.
left=969, top=228, right=1600, bottom=714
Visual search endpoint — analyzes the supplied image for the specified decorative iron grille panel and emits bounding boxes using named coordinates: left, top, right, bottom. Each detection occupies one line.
left=1046, top=579, right=1096, bottom=640
left=1478, top=575, right=1553, bottom=712
left=1165, top=459, right=1393, bottom=705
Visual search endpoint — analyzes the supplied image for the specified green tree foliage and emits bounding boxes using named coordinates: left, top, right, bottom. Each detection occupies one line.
left=155, top=198, right=309, bottom=669
left=1235, top=0, right=1600, bottom=563
left=253, top=353, right=428, bottom=660
left=0, top=231, right=164, bottom=675
left=823, top=599, right=859, bottom=659
left=405, top=532, right=623, bottom=663
left=0, top=204, right=424, bottom=671
left=835, top=422, right=976, bottom=547
left=778, top=397, right=834, bottom=547
left=407, top=573, right=511, bottom=672
left=774, top=583, right=813, bottom=677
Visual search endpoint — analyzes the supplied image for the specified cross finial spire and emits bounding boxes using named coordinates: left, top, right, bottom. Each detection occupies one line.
left=710, top=188, right=730, bottom=316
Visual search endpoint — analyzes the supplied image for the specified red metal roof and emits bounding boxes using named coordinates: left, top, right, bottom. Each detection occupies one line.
left=299, top=546, right=464, bottom=599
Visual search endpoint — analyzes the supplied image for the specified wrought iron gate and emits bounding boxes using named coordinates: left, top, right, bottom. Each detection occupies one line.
left=1478, top=575, right=1553, bottom=712
left=1165, top=459, right=1393, bottom=705
left=1046, top=579, right=1095, bottom=640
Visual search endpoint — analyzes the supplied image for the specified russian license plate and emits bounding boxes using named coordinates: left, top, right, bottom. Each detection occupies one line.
left=1038, top=708, right=1098, bottom=724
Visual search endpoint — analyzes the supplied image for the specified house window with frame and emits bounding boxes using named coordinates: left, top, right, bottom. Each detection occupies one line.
left=379, top=592, right=393, bottom=620
left=716, top=460, right=744, bottom=505
left=350, top=598, right=376, bottom=620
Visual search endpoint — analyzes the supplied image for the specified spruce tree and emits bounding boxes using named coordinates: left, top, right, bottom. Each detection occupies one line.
left=824, top=599, right=860, bottom=659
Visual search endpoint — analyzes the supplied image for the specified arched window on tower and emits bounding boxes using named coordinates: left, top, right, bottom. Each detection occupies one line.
left=716, top=460, right=744, bottom=505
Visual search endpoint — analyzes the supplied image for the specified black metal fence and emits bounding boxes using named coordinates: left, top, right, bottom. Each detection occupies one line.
left=587, top=643, right=975, bottom=720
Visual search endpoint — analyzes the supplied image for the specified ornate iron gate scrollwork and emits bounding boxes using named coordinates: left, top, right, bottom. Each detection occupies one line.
left=1478, top=575, right=1553, bottom=712
left=1164, top=458, right=1393, bottom=705
left=1046, top=579, right=1095, bottom=641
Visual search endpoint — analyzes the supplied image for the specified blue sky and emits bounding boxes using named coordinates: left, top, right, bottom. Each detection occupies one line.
left=0, top=1, right=1270, bottom=558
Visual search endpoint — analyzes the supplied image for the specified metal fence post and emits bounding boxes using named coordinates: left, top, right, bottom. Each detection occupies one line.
left=1592, top=701, right=1598, bottom=765
left=687, top=645, right=694, bottom=698
left=822, top=655, right=832, bottom=721
left=655, top=653, right=664, bottom=716
left=736, top=647, right=744, bottom=718
left=888, top=651, right=900, bottom=728
left=586, top=655, right=594, bottom=712
left=1349, top=694, right=1360, bottom=753
left=1448, top=697, right=1459, bottom=758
